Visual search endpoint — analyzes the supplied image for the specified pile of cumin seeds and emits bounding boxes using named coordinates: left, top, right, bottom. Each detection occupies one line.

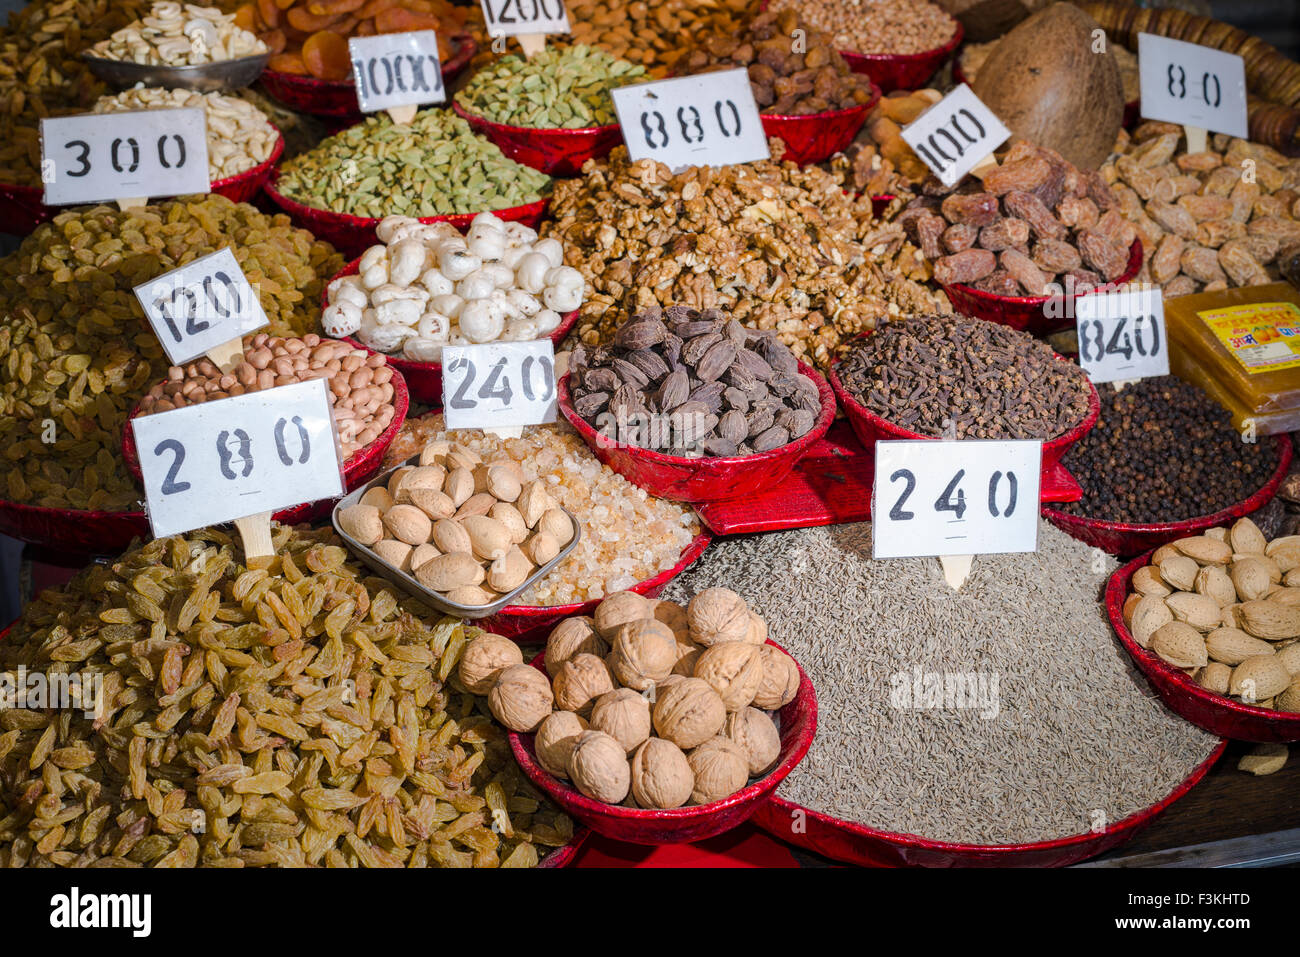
left=662, top=521, right=1219, bottom=846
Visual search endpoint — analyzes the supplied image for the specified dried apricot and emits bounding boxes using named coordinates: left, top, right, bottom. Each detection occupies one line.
left=257, top=0, right=282, bottom=28
left=308, top=0, right=365, bottom=14
left=374, top=7, right=441, bottom=32
left=268, top=51, right=309, bottom=74
left=287, top=5, right=342, bottom=31
left=357, top=0, right=396, bottom=18
left=233, top=3, right=258, bottom=31
left=262, top=28, right=287, bottom=54
left=302, top=29, right=351, bottom=80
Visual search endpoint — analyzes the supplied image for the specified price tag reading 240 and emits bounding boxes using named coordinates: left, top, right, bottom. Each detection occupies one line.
left=1075, top=285, right=1169, bottom=385
left=611, top=70, right=769, bottom=173
left=442, top=340, right=557, bottom=431
left=900, top=84, right=1011, bottom=188
left=872, top=440, right=1042, bottom=559
left=40, top=108, right=209, bottom=206
left=131, top=378, right=344, bottom=538
left=349, top=32, right=445, bottom=113
left=1138, top=33, right=1248, bottom=138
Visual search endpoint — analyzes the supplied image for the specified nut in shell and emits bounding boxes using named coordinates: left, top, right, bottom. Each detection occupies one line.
left=630, top=738, right=694, bottom=809
left=1159, top=555, right=1198, bottom=592
left=724, top=707, right=781, bottom=776
left=488, top=663, right=554, bottom=732
left=545, top=616, right=606, bottom=675
left=568, top=730, right=631, bottom=804
left=372, top=539, right=412, bottom=573
left=1175, top=535, right=1233, bottom=565
left=553, top=652, right=616, bottom=716
left=694, top=641, right=763, bottom=711
left=590, top=688, right=652, bottom=754
left=458, top=633, right=524, bottom=695
left=1230, top=518, right=1268, bottom=555
left=1150, top=621, right=1208, bottom=669
left=687, top=587, right=750, bottom=646
left=338, top=503, right=383, bottom=546
left=1130, top=594, right=1174, bottom=648
left=535, top=711, right=588, bottom=779
left=416, top=552, right=484, bottom=593
left=652, top=600, right=690, bottom=642
left=1229, top=654, right=1291, bottom=702
left=609, top=619, right=677, bottom=691
left=687, top=736, right=750, bottom=805
left=463, top=515, right=510, bottom=561
left=594, top=590, right=653, bottom=638
left=653, top=677, right=726, bottom=750
left=752, top=644, right=800, bottom=710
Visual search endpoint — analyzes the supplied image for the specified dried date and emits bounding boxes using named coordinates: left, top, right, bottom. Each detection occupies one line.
left=932, top=248, right=997, bottom=285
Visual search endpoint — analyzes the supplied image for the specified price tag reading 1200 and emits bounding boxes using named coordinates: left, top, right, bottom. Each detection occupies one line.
left=1138, top=33, right=1248, bottom=138
left=40, top=108, right=209, bottom=206
left=871, top=440, right=1042, bottom=559
left=611, top=70, right=769, bottom=173
left=900, top=84, right=1011, bottom=188
left=348, top=31, right=445, bottom=113
left=442, top=340, right=558, bottom=431
left=1075, top=285, right=1169, bottom=385
left=131, top=379, right=344, bottom=539
left=479, top=0, right=569, bottom=37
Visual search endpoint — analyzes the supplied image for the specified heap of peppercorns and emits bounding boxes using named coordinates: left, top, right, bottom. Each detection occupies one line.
left=1060, top=376, right=1278, bottom=524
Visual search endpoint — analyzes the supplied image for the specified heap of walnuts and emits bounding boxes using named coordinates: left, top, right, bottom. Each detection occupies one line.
left=460, top=588, right=802, bottom=809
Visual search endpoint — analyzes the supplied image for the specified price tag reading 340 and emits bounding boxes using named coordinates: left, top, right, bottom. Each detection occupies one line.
left=133, top=248, right=268, bottom=365
left=900, top=84, right=1011, bottom=187
left=1075, top=285, right=1168, bottom=385
left=442, top=340, right=557, bottom=430
left=131, top=378, right=344, bottom=539
left=480, top=0, right=569, bottom=37
left=1138, top=33, right=1248, bottom=138
left=611, top=70, right=769, bottom=173
left=40, top=108, right=209, bottom=206
left=872, top=440, right=1042, bottom=559
left=349, top=32, right=445, bottom=113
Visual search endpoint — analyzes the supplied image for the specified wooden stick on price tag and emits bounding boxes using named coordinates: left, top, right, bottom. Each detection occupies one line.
left=116, top=197, right=147, bottom=211
left=205, top=337, right=245, bottom=374
left=968, top=154, right=999, bottom=181
left=233, top=511, right=275, bottom=569
left=1184, top=125, right=1208, bottom=156
left=938, top=554, right=974, bottom=591
left=387, top=104, right=418, bottom=125
left=517, top=33, right=546, bottom=57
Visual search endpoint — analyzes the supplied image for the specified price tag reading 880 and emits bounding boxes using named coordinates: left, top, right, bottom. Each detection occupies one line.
left=611, top=70, right=769, bottom=173
left=1075, top=285, right=1169, bottom=385
left=130, top=379, right=344, bottom=539
left=442, top=340, right=557, bottom=431
left=871, top=440, right=1041, bottom=559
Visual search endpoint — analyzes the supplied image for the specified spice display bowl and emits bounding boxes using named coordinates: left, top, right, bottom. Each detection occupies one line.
left=258, top=34, right=476, bottom=119
left=752, top=739, right=1225, bottom=867
left=761, top=92, right=879, bottom=167
left=480, top=530, right=713, bottom=645
left=209, top=128, right=285, bottom=203
left=827, top=337, right=1100, bottom=504
left=1106, top=552, right=1300, bottom=742
left=941, top=239, right=1144, bottom=337
left=262, top=170, right=551, bottom=259
left=840, top=18, right=963, bottom=94
left=82, top=51, right=271, bottom=93
left=1043, top=434, right=1293, bottom=557
left=555, top=361, right=837, bottom=504
left=508, top=642, right=817, bottom=845
left=323, top=256, right=578, bottom=405
left=120, top=364, right=410, bottom=525
left=451, top=101, right=622, bottom=177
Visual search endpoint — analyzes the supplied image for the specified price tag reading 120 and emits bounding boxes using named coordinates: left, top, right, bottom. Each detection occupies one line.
left=610, top=70, right=769, bottom=173
left=1075, top=285, right=1169, bottom=385
left=1138, top=33, right=1248, bottom=138
left=480, top=0, right=569, bottom=37
left=348, top=31, right=445, bottom=113
left=442, top=340, right=557, bottom=430
left=131, top=379, right=344, bottom=538
left=40, top=108, right=209, bottom=206
left=871, top=440, right=1042, bottom=559
left=901, top=84, right=1011, bottom=188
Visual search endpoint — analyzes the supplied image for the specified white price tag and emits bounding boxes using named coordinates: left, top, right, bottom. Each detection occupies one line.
left=900, top=84, right=1011, bottom=188
left=133, top=248, right=268, bottom=365
left=348, top=32, right=445, bottom=114
left=131, top=379, right=344, bottom=539
left=872, top=440, right=1041, bottom=559
left=480, top=0, right=570, bottom=38
left=40, top=108, right=209, bottom=206
left=611, top=70, right=769, bottom=173
left=1075, top=285, right=1168, bottom=385
left=442, top=340, right=557, bottom=431
left=1138, top=33, right=1248, bottom=139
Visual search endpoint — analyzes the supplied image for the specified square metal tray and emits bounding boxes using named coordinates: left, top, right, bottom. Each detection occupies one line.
left=332, top=452, right=581, bottom=619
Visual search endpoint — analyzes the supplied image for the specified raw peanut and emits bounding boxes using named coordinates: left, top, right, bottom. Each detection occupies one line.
left=1031, top=238, right=1082, bottom=274
left=999, top=249, right=1050, bottom=295
left=932, top=249, right=997, bottom=286
left=1178, top=194, right=1235, bottom=222
left=978, top=218, right=1031, bottom=251
left=1180, top=245, right=1227, bottom=284
left=1003, top=191, right=1066, bottom=240
left=941, top=223, right=979, bottom=254
left=1150, top=234, right=1185, bottom=283
left=982, top=157, right=1051, bottom=196
left=940, top=193, right=1000, bottom=228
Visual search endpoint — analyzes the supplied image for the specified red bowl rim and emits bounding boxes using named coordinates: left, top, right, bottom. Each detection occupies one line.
left=762, top=735, right=1226, bottom=857
left=944, top=239, right=1144, bottom=309
left=262, top=167, right=551, bottom=232
left=827, top=328, right=1101, bottom=455
left=260, top=32, right=477, bottom=92
left=0, top=496, right=147, bottom=523
left=494, top=529, right=713, bottom=620
left=760, top=84, right=881, bottom=122
left=1043, top=433, right=1292, bottom=538
left=556, top=359, right=838, bottom=469
left=1107, top=550, right=1300, bottom=729
left=508, top=639, right=818, bottom=821
left=450, top=97, right=620, bottom=138
left=839, top=16, right=963, bottom=64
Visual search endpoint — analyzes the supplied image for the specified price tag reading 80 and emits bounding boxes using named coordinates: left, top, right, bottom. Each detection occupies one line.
left=442, top=340, right=558, bottom=431
left=1138, top=33, right=1248, bottom=138
left=1075, top=285, right=1169, bottom=385
left=611, top=70, right=769, bottom=173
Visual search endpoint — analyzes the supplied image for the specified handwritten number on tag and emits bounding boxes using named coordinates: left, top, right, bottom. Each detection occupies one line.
left=65, top=140, right=90, bottom=177
left=934, top=470, right=967, bottom=520
left=888, top=468, right=1020, bottom=522
left=154, top=439, right=191, bottom=495
left=888, top=469, right=916, bottom=521
left=519, top=354, right=554, bottom=403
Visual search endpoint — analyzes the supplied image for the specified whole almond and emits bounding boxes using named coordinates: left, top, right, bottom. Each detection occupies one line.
left=418, top=439, right=451, bottom=466
left=446, top=445, right=481, bottom=471
left=537, top=507, right=575, bottom=545
left=517, top=480, right=554, bottom=528
left=1238, top=600, right=1300, bottom=640
left=381, top=504, right=431, bottom=546
left=1229, top=517, right=1267, bottom=555
left=1195, top=565, right=1236, bottom=607
left=1159, top=554, right=1198, bottom=591
left=407, top=487, right=456, bottom=520
left=1286, top=567, right=1300, bottom=587
left=1197, top=661, right=1232, bottom=695
left=1132, top=565, right=1171, bottom=597
left=490, top=502, right=529, bottom=544
left=463, top=515, right=510, bottom=561
left=1205, top=527, right=1228, bottom=543
left=524, top=530, right=560, bottom=565
left=487, top=546, right=532, bottom=593
left=1123, top=592, right=1141, bottom=626
left=1272, top=587, right=1300, bottom=608
left=445, top=584, right=498, bottom=606
left=386, top=466, right=413, bottom=497
left=1278, top=642, right=1300, bottom=675
left=444, top=467, right=475, bottom=507
left=1151, top=621, right=1208, bottom=668
left=1229, top=654, right=1291, bottom=701
left=1175, top=535, right=1232, bottom=565
left=1230, top=557, right=1272, bottom=602
left=431, top=518, right=473, bottom=554
left=454, top=492, right=497, bottom=521
left=359, top=486, right=394, bottom=513
left=1151, top=544, right=1180, bottom=565
left=400, top=465, right=446, bottom=492
left=1131, top=594, right=1174, bottom=647
left=410, top=542, right=440, bottom=571
left=1238, top=743, right=1289, bottom=775
left=337, top=503, right=383, bottom=546
left=416, top=551, right=485, bottom=592
left=1277, top=678, right=1300, bottom=712
left=373, top=539, right=413, bottom=572
left=1205, top=627, right=1274, bottom=664
left=486, top=465, right=522, bottom=503
left=1266, top=536, right=1300, bottom=571
left=1165, top=592, right=1221, bottom=632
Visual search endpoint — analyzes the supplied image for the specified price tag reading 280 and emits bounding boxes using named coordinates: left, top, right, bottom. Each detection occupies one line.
left=40, top=108, right=209, bottom=206
left=611, top=70, right=769, bottom=173
left=871, top=440, right=1042, bottom=559
left=900, top=84, right=1011, bottom=188
left=442, top=340, right=557, bottom=430
left=1075, top=285, right=1169, bottom=385
left=348, top=31, right=445, bottom=113
left=131, top=379, right=344, bottom=538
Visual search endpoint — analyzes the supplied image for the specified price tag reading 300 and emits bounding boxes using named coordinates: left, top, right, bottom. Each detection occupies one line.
left=901, top=84, right=1011, bottom=187
left=131, top=379, right=344, bottom=538
left=1138, top=33, right=1248, bottom=138
left=872, top=440, right=1042, bottom=559
left=442, top=340, right=558, bottom=431
left=1075, top=285, right=1169, bottom=385
left=348, top=31, right=445, bottom=113
left=611, top=70, right=769, bottom=172
left=40, top=108, right=209, bottom=206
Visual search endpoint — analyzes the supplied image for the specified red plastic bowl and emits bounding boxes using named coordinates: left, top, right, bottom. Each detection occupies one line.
left=262, top=170, right=551, bottom=259
left=1044, top=435, right=1292, bottom=558
left=942, top=239, right=1144, bottom=336
left=536, top=825, right=589, bottom=867
left=509, top=641, right=817, bottom=845
left=258, top=34, right=476, bottom=119
left=557, top=361, right=837, bottom=504
left=480, top=530, right=713, bottom=645
left=840, top=18, right=962, bottom=94
left=0, top=126, right=285, bottom=238
left=1107, top=553, right=1300, bottom=742
left=753, top=739, right=1225, bottom=866
left=451, top=100, right=621, bottom=177
left=762, top=92, right=878, bottom=167
left=827, top=334, right=1100, bottom=504
left=323, top=256, right=578, bottom=405
left=0, top=499, right=149, bottom=559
